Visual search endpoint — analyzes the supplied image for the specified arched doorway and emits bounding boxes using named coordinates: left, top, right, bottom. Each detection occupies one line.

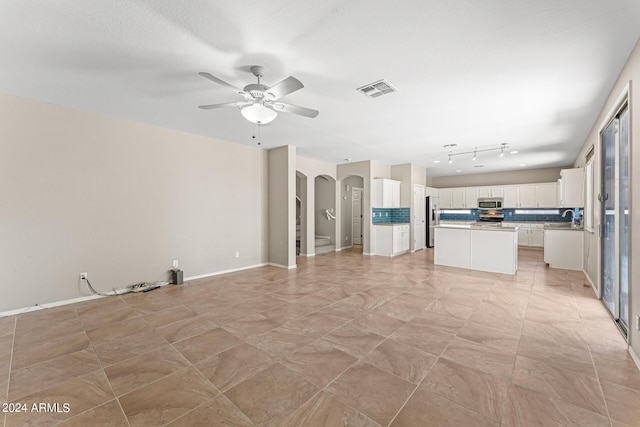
left=296, top=171, right=307, bottom=256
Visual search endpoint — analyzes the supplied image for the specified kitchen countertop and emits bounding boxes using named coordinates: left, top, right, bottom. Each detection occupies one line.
left=373, top=223, right=410, bottom=226
left=543, top=224, right=584, bottom=231
left=436, top=224, right=518, bottom=232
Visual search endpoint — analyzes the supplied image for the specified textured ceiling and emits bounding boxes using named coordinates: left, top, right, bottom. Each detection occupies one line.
left=1, top=0, right=639, bottom=176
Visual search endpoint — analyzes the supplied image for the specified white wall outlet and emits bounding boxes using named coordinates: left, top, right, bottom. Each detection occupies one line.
left=235, top=251, right=240, bottom=258
left=80, top=272, right=87, bottom=280
left=172, top=259, right=179, bottom=268
left=636, top=315, right=640, bottom=331
left=345, top=236, right=349, bottom=241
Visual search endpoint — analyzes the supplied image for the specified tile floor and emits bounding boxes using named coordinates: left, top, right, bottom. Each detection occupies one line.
left=1, top=248, right=640, bottom=426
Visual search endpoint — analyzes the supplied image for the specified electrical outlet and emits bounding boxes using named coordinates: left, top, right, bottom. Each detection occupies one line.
left=235, top=251, right=240, bottom=258
left=345, top=236, right=348, bottom=241
left=172, top=259, right=179, bottom=268
left=80, top=272, right=87, bottom=280
left=636, top=315, right=640, bottom=331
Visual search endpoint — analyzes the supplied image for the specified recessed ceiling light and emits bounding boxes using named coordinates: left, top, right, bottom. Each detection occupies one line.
left=433, top=160, right=440, bottom=164
left=510, top=150, right=519, bottom=154
left=519, top=164, right=527, bottom=167
left=456, top=169, right=462, bottom=173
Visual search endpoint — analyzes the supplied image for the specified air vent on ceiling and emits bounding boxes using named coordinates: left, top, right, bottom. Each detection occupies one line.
left=356, top=79, right=397, bottom=98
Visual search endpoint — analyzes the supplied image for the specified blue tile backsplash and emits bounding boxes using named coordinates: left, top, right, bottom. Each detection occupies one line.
left=439, top=208, right=580, bottom=223
left=372, top=208, right=410, bottom=224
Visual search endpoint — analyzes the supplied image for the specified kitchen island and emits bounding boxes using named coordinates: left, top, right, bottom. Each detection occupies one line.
left=434, top=224, right=518, bottom=275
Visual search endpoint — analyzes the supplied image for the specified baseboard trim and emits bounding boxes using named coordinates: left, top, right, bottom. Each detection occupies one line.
left=268, top=262, right=297, bottom=270
left=0, top=263, right=270, bottom=317
left=337, top=245, right=353, bottom=251
left=582, top=270, right=598, bottom=296
left=629, top=346, right=640, bottom=372
left=363, top=252, right=372, bottom=256
left=0, top=294, right=105, bottom=317
left=185, top=263, right=268, bottom=282
left=300, top=253, right=315, bottom=257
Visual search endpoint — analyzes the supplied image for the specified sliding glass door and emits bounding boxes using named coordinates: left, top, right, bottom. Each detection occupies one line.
left=600, top=104, right=629, bottom=334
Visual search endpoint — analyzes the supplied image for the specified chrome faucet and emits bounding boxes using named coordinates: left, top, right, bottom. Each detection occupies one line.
left=561, top=209, right=575, bottom=219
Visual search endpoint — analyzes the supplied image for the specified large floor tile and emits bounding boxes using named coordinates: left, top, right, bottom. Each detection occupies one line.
left=323, top=324, right=385, bottom=358
left=362, top=338, right=437, bottom=384
left=8, top=349, right=101, bottom=401
left=195, top=343, right=275, bottom=392
left=173, top=327, right=242, bottom=364
left=441, top=338, right=517, bottom=378
left=56, top=399, right=129, bottom=427
left=512, top=356, right=607, bottom=415
left=225, top=363, right=318, bottom=427
left=247, top=324, right=314, bottom=359
left=281, top=340, right=357, bottom=387
left=282, top=391, right=380, bottom=427
left=166, top=395, right=254, bottom=427
left=4, top=370, right=115, bottom=427
left=390, top=387, right=500, bottom=427
left=118, top=367, right=219, bottom=427
left=390, top=318, right=455, bottom=356
left=422, top=358, right=509, bottom=421
left=600, top=381, right=640, bottom=425
left=104, top=345, right=190, bottom=396
left=325, top=362, right=415, bottom=426
left=502, top=383, right=610, bottom=427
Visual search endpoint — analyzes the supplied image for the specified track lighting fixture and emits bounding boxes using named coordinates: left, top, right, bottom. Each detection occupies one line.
left=440, top=144, right=509, bottom=165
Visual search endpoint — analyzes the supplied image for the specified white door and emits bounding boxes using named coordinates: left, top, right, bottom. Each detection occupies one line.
left=413, top=185, right=425, bottom=250
left=352, top=187, right=363, bottom=245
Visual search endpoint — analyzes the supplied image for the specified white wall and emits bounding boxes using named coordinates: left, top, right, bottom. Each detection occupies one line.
left=0, top=93, right=268, bottom=312
left=573, top=37, right=640, bottom=359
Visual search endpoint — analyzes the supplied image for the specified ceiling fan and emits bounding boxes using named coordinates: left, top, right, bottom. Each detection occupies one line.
left=198, top=66, right=319, bottom=125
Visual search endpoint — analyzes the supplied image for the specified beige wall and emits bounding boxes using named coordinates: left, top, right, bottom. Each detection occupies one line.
left=431, top=166, right=566, bottom=188
left=0, top=93, right=268, bottom=312
left=391, top=164, right=412, bottom=207
left=267, top=146, right=296, bottom=268
left=573, top=38, right=640, bottom=358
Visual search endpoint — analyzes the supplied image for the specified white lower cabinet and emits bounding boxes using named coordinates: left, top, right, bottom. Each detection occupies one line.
left=373, top=224, right=410, bottom=256
left=506, top=223, right=544, bottom=247
left=544, top=229, right=584, bottom=270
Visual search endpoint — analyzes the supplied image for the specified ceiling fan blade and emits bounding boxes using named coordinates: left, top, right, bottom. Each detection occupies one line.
left=268, top=102, right=319, bottom=118
left=198, top=101, right=250, bottom=110
left=264, top=76, right=304, bottom=100
left=198, top=72, right=246, bottom=95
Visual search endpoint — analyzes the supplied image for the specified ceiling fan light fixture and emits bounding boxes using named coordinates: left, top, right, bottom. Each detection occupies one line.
left=241, top=103, right=277, bottom=124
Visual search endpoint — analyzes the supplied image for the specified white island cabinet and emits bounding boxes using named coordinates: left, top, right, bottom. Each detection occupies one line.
left=434, top=224, right=518, bottom=275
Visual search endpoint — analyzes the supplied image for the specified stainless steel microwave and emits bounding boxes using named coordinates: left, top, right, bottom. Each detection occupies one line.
left=477, top=197, right=503, bottom=209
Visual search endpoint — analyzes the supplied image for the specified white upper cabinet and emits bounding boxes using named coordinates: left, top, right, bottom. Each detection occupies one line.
left=519, top=186, right=537, bottom=208
left=503, top=187, right=519, bottom=208
left=438, top=188, right=453, bottom=209
left=477, top=186, right=503, bottom=198
left=373, top=178, right=401, bottom=208
left=464, top=188, right=478, bottom=208
left=535, top=183, right=558, bottom=208
left=452, top=188, right=466, bottom=208
left=559, top=168, right=585, bottom=208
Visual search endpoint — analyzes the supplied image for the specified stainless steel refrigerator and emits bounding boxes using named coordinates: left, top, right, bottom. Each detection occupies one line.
left=426, top=196, right=439, bottom=248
